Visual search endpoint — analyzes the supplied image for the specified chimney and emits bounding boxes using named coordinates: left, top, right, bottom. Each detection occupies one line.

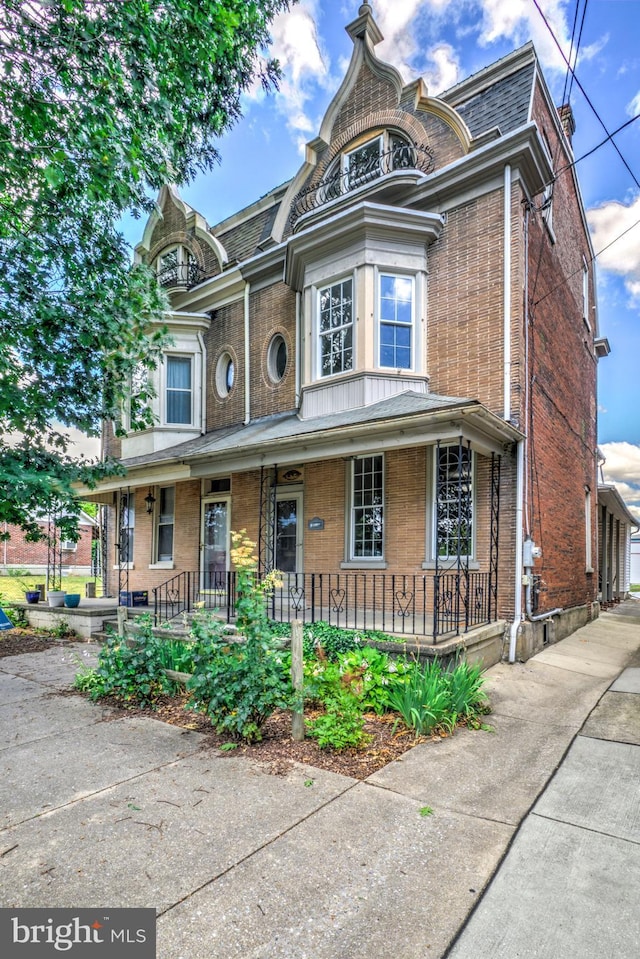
left=558, top=104, right=576, bottom=144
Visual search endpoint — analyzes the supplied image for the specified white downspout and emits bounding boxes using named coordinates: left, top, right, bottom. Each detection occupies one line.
left=509, top=438, right=524, bottom=662
left=503, top=163, right=512, bottom=421
left=197, top=332, right=206, bottom=434
left=295, top=291, right=301, bottom=409
left=244, top=281, right=251, bottom=426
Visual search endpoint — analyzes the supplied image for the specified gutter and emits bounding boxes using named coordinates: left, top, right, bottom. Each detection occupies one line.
left=509, top=439, right=524, bottom=662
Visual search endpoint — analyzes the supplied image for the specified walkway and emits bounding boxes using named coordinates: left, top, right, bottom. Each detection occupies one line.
left=0, top=602, right=638, bottom=958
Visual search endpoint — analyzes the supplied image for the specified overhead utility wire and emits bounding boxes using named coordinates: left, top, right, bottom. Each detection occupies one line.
left=532, top=0, right=640, bottom=194
left=555, top=111, right=640, bottom=178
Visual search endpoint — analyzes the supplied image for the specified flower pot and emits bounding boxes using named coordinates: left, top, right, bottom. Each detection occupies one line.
left=63, top=594, right=81, bottom=608
left=25, top=591, right=40, bottom=605
left=48, top=591, right=66, bottom=608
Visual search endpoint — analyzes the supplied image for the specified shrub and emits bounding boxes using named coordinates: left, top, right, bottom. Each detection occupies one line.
left=186, top=533, right=292, bottom=743
left=85, top=615, right=174, bottom=707
left=306, top=688, right=371, bottom=750
left=336, top=646, right=412, bottom=714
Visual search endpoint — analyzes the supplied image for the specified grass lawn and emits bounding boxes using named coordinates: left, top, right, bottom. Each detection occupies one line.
left=0, top=574, right=99, bottom=604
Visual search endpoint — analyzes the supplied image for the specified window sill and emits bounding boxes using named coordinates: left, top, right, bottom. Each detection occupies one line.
left=340, top=561, right=388, bottom=570
left=113, top=564, right=134, bottom=570
left=149, top=562, right=175, bottom=570
left=585, top=566, right=594, bottom=575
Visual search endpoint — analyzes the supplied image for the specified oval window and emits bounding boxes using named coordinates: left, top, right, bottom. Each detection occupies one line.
left=216, top=352, right=235, bottom=397
left=268, top=334, right=288, bottom=383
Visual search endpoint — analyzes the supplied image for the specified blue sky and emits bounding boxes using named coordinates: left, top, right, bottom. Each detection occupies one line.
left=114, top=0, right=640, bottom=516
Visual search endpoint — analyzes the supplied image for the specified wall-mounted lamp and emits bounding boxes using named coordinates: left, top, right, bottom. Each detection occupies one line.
left=144, top=489, right=156, bottom=514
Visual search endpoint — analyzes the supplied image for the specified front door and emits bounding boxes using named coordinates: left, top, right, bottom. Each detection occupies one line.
left=201, top=498, right=229, bottom=589
left=275, top=493, right=302, bottom=573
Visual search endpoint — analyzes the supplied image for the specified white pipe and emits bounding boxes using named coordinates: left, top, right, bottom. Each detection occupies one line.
left=509, top=438, right=524, bottom=662
left=295, top=291, right=301, bottom=409
left=244, top=281, right=251, bottom=425
left=197, top=332, right=206, bottom=434
left=524, top=574, right=562, bottom=622
left=503, top=164, right=512, bottom=421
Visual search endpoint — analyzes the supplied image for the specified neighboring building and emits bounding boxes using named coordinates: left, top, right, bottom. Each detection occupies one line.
left=1, top=512, right=96, bottom=576
left=598, top=485, right=638, bottom=602
left=82, top=4, right=609, bottom=659
left=630, top=535, right=640, bottom=588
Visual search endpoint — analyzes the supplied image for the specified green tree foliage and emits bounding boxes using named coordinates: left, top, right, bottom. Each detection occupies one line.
left=0, top=0, right=291, bottom=538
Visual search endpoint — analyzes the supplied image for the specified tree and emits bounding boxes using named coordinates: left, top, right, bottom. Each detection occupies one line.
left=0, top=0, right=291, bottom=539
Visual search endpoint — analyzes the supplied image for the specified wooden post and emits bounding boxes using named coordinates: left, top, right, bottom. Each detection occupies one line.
left=117, top=606, right=127, bottom=638
left=291, top=619, right=304, bottom=742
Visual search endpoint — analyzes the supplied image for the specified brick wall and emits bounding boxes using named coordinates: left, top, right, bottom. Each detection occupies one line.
left=1, top=523, right=94, bottom=570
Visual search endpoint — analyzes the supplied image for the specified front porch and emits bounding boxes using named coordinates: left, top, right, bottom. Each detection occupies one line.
left=153, top=567, right=498, bottom=643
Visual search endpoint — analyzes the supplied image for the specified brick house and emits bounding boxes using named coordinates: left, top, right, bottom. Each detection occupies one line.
left=83, top=4, right=609, bottom=659
left=1, top=512, right=96, bottom=576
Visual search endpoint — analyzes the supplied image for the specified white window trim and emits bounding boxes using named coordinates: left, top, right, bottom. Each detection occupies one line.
left=316, top=274, right=355, bottom=380
left=375, top=268, right=416, bottom=372
left=582, top=257, right=591, bottom=330
left=153, top=485, right=175, bottom=565
left=585, top=486, right=593, bottom=573
left=345, top=454, right=385, bottom=564
left=161, top=352, right=196, bottom=427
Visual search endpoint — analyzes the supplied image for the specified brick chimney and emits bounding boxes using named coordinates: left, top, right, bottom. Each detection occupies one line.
left=558, top=104, right=576, bottom=144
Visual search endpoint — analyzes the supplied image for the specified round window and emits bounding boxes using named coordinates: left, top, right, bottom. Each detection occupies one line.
left=267, top=334, right=288, bottom=383
left=216, top=352, right=235, bottom=397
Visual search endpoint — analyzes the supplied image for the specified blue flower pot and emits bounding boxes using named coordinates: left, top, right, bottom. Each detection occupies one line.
left=63, top=594, right=81, bottom=608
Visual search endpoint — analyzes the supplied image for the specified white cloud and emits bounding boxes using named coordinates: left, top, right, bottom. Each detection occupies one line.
left=476, top=0, right=571, bottom=72
left=600, top=441, right=640, bottom=488
left=628, top=89, right=640, bottom=118
left=247, top=1, right=329, bottom=143
left=587, top=193, right=640, bottom=304
left=599, top=441, right=640, bottom=521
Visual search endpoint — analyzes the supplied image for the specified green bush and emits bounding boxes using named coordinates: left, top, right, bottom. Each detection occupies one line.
left=83, top=615, right=174, bottom=707
left=306, top=688, right=371, bottom=750
left=186, top=533, right=292, bottom=743
left=336, top=646, right=412, bottom=714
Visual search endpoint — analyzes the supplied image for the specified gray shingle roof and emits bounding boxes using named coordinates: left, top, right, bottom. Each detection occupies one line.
left=453, top=62, right=535, bottom=138
left=121, top=391, right=477, bottom=469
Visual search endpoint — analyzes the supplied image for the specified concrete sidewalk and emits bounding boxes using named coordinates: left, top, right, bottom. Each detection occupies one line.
left=0, top=603, right=638, bottom=958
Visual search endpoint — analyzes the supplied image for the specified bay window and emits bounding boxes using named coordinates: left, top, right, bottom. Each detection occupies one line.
left=165, top=355, right=193, bottom=425
left=379, top=273, right=414, bottom=369
left=319, top=278, right=353, bottom=377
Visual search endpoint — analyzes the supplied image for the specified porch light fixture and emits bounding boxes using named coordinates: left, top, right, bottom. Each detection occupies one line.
left=144, top=489, right=156, bottom=514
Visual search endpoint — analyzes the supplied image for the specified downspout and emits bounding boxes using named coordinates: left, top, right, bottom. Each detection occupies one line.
left=509, top=438, right=524, bottom=662
left=197, top=332, right=206, bottom=434
left=295, top=291, right=301, bottom=409
left=244, top=281, right=251, bottom=426
left=503, top=164, right=512, bottom=421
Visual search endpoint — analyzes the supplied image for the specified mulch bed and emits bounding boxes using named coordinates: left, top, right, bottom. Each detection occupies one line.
left=0, top=627, right=451, bottom=780
left=0, top=628, right=74, bottom=658
left=109, top=693, right=438, bottom=780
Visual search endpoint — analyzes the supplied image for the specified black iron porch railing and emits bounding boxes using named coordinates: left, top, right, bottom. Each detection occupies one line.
left=290, top=142, right=435, bottom=226
left=152, top=569, right=495, bottom=642
left=157, top=260, right=205, bottom=290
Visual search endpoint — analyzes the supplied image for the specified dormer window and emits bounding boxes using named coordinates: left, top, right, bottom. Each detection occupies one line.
left=156, top=246, right=203, bottom=290
left=291, top=131, right=433, bottom=225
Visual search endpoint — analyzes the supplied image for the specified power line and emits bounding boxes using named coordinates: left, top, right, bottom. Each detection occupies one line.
left=532, top=0, right=640, bottom=194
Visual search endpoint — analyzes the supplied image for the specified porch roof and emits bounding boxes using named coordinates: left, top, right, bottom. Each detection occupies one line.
left=82, top=391, right=523, bottom=495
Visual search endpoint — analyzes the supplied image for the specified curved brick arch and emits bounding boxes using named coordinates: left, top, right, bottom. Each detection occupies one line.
left=148, top=233, right=206, bottom=269
left=311, top=110, right=431, bottom=185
